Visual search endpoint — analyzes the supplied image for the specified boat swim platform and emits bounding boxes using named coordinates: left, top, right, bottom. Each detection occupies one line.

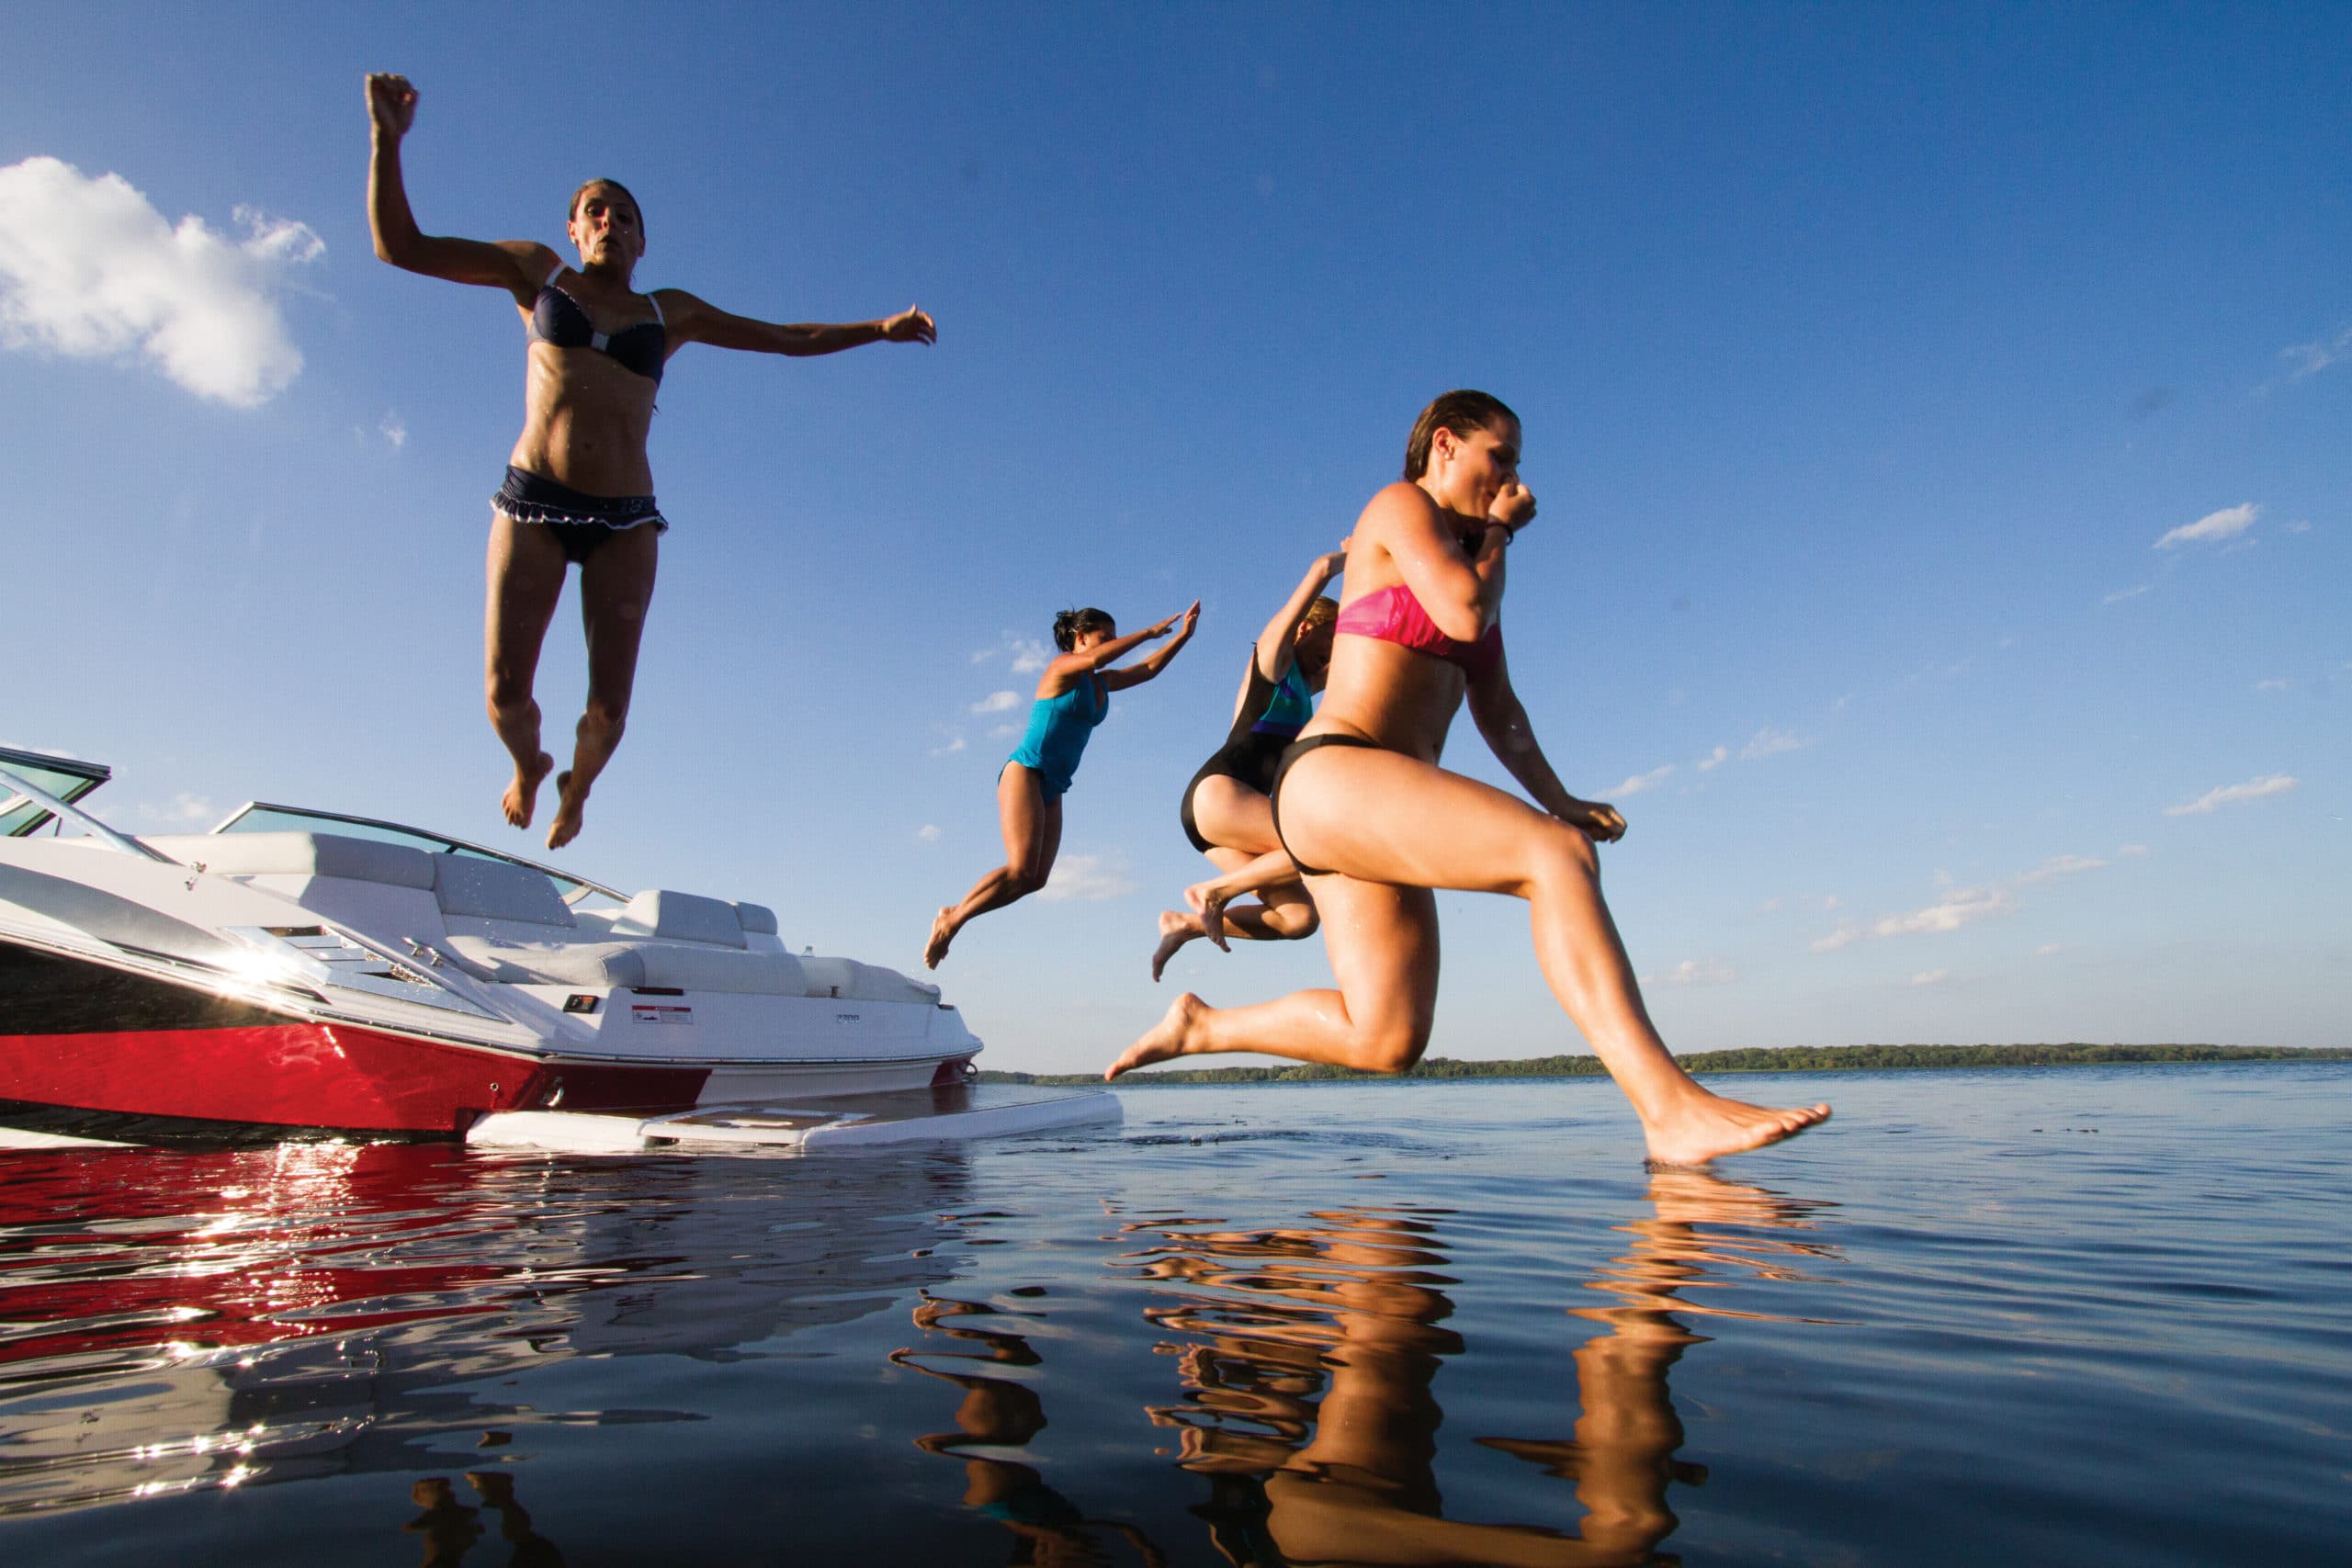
left=466, top=1081, right=1123, bottom=1154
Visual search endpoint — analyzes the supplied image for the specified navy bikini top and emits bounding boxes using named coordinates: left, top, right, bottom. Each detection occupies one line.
left=528, top=264, right=667, bottom=383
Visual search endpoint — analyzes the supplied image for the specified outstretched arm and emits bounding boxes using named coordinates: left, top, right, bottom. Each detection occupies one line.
left=660, top=290, right=936, bottom=356
left=1248, top=545, right=1348, bottom=691
left=1102, top=602, right=1200, bottom=691
left=1466, top=648, right=1626, bottom=842
left=1036, top=604, right=1193, bottom=694
left=364, top=73, right=550, bottom=299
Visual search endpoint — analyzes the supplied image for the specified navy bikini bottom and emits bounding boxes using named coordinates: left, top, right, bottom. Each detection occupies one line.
left=492, top=466, right=667, bottom=565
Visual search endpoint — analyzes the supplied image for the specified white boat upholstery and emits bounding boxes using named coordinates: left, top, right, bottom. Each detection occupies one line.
left=433, top=856, right=576, bottom=928
left=799, top=956, right=941, bottom=1004
left=442, top=935, right=647, bottom=988
left=613, top=889, right=745, bottom=949
left=638, top=944, right=808, bottom=995
left=144, top=832, right=436, bottom=889
left=733, top=901, right=778, bottom=936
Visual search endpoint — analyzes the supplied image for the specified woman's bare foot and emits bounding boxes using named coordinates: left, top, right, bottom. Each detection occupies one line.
left=501, top=752, right=554, bottom=829
left=1640, top=1091, right=1830, bottom=1167
left=1182, top=880, right=1233, bottom=952
left=1150, top=910, right=1200, bottom=982
left=1106, top=992, right=1206, bottom=1078
left=544, top=771, right=586, bottom=851
left=923, top=907, right=957, bottom=970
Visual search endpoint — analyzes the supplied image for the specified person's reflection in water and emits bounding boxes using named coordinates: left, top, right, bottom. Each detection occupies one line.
left=1127, top=1174, right=1837, bottom=1566
left=405, top=1477, right=483, bottom=1566
left=401, top=1473, right=564, bottom=1567
left=895, top=1289, right=1170, bottom=1566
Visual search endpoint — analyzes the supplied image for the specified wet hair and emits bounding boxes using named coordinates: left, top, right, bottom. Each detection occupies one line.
left=1299, top=596, right=1340, bottom=633
left=1403, top=389, right=1518, bottom=480
left=1053, top=607, right=1116, bottom=651
left=569, top=178, right=645, bottom=237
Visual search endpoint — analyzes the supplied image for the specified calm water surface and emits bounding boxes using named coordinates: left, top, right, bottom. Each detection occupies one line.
left=1, top=1062, right=2346, bottom=1564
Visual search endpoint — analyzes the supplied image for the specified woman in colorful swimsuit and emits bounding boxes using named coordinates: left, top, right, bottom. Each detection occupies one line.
left=1148, top=547, right=1345, bottom=981
left=1109, top=391, right=1830, bottom=1166
left=925, top=601, right=1199, bottom=969
left=364, top=73, right=935, bottom=850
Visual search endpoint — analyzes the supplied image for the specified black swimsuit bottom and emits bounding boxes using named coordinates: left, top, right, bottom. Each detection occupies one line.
left=1267, top=734, right=1384, bottom=877
left=492, top=466, right=668, bottom=566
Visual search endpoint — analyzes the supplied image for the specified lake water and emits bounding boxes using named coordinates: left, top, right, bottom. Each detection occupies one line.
left=1, top=1061, right=2346, bottom=1564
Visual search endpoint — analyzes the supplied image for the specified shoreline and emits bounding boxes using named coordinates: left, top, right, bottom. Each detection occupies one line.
left=984, top=1042, right=2351, bottom=1087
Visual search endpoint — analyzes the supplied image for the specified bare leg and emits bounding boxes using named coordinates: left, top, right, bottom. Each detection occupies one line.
left=547, top=525, right=658, bottom=851
left=926, top=764, right=1060, bottom=968
left=484, top=516, right=568, bottom=829
left=1111, top=746, right=1828, bottom=1164
left=1153, top=779, right=1319, bottom=975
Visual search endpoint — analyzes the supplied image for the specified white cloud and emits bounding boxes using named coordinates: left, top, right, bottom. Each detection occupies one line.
left=2014, top=853, right=2108, bottom=884
left=989, top=724, right=1019, bottom=739
left=1694, top=745, right=1729, bottom=773
left=136, top=792, right=214, bottom=825
left=2281, top=325, right=2352, bottom=380
left=1826, top=886, right=2018, bottom=952
left=2164, top=774, right=2298, bottom=817
left=2284, top=519, right=2312, bottom=534
left=2117, top=843, right=2149, bottom=858
left=1810, top=924, right=1861, bottom=953
left=379, top=412, right=406, bottom=449
left=1908, top=969, right=1952, bottom=987
left=1607, top=763, right=1676, bottom=797
left=929, top=732, right=966, bottom=758
left=2255, top=679, right=2289, bottom=693
left=915, top=824, right=941, bottom=843
left=1036, top=852, right=1135, bottom=903
left=0, top=156, right=322, bottom=407
left=1739, top=727, right=1804, bottom=761
left=2034, top=943, right=2064, bottom=957
left=971, top=691, right=1021, bottom=714
left=2102, top=584, right=2151, bottom=605
left=1642, top=957, right=1736, bottom=987
left=973, top=632, right=1051, bottom=673
left=2154, top=502, right=2258, bottom=550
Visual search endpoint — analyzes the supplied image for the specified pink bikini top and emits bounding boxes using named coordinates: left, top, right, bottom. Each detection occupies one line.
left=1333, top=582, right=1501, bottom=680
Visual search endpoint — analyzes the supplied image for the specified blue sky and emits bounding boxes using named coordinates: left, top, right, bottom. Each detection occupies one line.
left=3, top=3, right=2344, bottom=1073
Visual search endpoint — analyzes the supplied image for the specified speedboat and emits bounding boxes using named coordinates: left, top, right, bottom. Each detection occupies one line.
left=0, top=747, right=1116, bottom=1150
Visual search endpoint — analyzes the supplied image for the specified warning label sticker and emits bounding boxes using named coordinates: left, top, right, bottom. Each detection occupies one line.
left=630, top=1004, right=694, bottom=1025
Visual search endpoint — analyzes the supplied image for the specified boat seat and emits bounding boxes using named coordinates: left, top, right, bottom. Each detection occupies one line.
left=142, top=831, right=436, bottom=889
left=612, top=889, right=746, bottom=949
left=798, top=956, right=940, bottom=1004
left=433, top=856, right=576, bottom=928
left=637, top=944, right=807, bottom=996
left=442, top=935, right=647, bottom=988
left=734, top=901, right=778, bottom=936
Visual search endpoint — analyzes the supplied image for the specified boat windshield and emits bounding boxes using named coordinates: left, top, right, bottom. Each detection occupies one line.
left=0, top=748, right=110, bottom=838
left=215, top=802, right=625, bottom=907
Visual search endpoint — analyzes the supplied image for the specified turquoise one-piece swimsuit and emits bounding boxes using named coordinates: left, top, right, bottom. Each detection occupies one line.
left=1003, top=673, right=1110, bottom=798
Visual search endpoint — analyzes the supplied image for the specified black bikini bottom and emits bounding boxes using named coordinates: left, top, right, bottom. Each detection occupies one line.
left=1178, top=733, right=1291, bottom=854
left=1267, top=733, right=1385, bottom=878
left=492, top=466, right=667, bottom=565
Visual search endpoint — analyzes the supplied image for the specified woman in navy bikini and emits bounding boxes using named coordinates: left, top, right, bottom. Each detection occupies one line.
left=364, top=73, right=934, bottom=849
left=1109, top=391, right=1832, bottom=1166
left=925, top=601, right=1198, bottom=969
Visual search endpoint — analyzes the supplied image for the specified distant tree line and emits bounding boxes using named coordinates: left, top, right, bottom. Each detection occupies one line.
left=980, top=1042, right=2351, bottom=1087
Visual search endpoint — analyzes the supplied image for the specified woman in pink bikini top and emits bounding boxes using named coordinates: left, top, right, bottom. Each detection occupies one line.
left=1109, top=391, right=1831, bottom=1169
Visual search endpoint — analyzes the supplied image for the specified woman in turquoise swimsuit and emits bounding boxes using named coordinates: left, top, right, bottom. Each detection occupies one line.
left=365, top=73, right=934, bottom=850
left=1108, top=391, right=1829, bottom=1166
left=925, top=601, right=1199, bottom=968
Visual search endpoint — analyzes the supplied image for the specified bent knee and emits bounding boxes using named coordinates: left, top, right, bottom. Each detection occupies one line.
left=582, top=695, right=630, bottom=733
left=1272, top=908, right=1319, bottom=941
left=1354, top=1020, right=1429, bottom=1077
left=1534, top=820, right=1600, bottom=883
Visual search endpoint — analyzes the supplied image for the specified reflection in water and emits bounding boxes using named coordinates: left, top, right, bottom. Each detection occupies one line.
left=403, top=1472, right=564, bottom=1568
left=895, top=1289, right=1170, bottom=1565
left=1119, top=1172, right=1840, bottom=1566
left=0, top=1141, right=972, bottom=1517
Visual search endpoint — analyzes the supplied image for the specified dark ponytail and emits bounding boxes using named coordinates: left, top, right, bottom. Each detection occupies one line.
left=1053, top=606, right=1115, bottom=651
left=1403, top=389, right=1517, bottom=480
